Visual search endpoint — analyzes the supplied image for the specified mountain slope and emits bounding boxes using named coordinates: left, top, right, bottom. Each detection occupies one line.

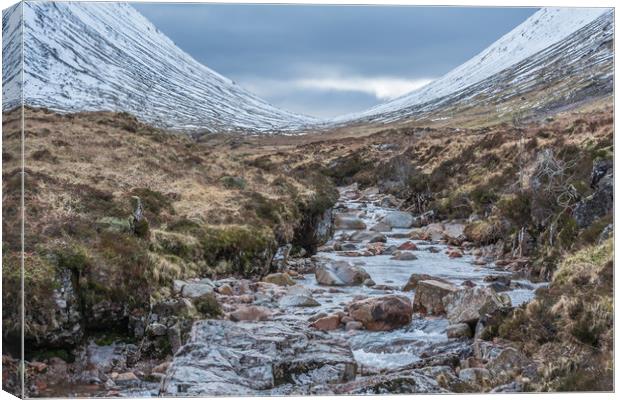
left=333, top=7, right=613, bottom=126
left=2, top=2, right=316, bottom=134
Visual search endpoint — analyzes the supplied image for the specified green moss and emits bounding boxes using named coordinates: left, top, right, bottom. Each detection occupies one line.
left=200, top=225, right=276, bottom=277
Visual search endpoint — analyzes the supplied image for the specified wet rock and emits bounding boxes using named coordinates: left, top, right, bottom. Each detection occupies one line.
left=347, top=295, right=412, bottom=331
left=382, top=245, right=398, bottom=255
left=366, top=243, right=385, bottom=255
left=443, top=287, right=512, bottom=325
left=341, top=243, right=357, bottom=250
left=382, top=211, right=415, bottom=229
left=161, top=320, right=357, bottom=396
left=308, top=312, right=328, bottom=323
left=398, top=241, right=418, bottom=251
left=229, top=305, right=272, bottom=322
left=334, top=215, right=367, bottom=230
left=461, top=280, right=477, bottom=288
left=315, top=261, right=371, bottom=286
left=349, top=231, right=387, bottom=242
left=390, top=251, right=418, bottom=261
left=370, top=222, right=392, bottom=232
left=403, top=274, right=450, bottom=292
left=331, top=370, right=446, bottom=394
left=279, top=290, right=320, bottom=308
left=363, top=278, right=376, bottom=287
left=311, top=314, right=342, bottom=331
left=413, top=280, right=459, bottom=315
left=426, top=246, right=440, bottom=253
left=262, top=272, right=295, bottom=286
left=447, top=250, right=463, bottom=258
left=446, top=323, right=472, bottom=339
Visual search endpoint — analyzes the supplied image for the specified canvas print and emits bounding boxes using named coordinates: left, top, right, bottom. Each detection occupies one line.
left=1, top=1, right=614, bottom=397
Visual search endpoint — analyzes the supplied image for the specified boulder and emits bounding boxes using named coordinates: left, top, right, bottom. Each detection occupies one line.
left=443, top=287, right=512, bottom=325
left=315, top=261, right=371, bottom=286
left=398, top=241, right=418, bottom=251
left=262, top=272, right=295, bottom=286
left=161, top=320, right=356, bottom=395
left=369, top=222, right=392, bottom=232
left=347, top=295, right=413, bottom=331
left=349, top=231, right=387, bottom=243
left=390, top=251, right=418, bottom=261
left=181, top=281, right=215, bottom=299
left=382, top=211, right=414, bottom=228
left=442, top=223, right=466, bottom=245
left=229, top=305, right=272, bottom=322
left=279, top=289, right=320, bottom=308
left=334, top=215, right=367, bottom=230
left=403, top=274, right=451, bottom=292
left=311, top=314, right=342, bottom=331
left=413, top=280, right=459, bottom=315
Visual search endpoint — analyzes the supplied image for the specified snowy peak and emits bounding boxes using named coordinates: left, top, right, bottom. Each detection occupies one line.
left=335, top=7, right=613, bottom=124
left=2, top=2, right=316, bottom=134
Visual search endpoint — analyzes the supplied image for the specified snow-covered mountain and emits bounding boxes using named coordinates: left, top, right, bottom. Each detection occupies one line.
left=333, top=7, right=613, bottom=125
left=2, top=4, right=613, bottom=133
left=2, top=2, right=316, bottom=134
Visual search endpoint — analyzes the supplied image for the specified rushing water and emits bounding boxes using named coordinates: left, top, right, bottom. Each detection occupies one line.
left=272, top=185, right=542, bottom=372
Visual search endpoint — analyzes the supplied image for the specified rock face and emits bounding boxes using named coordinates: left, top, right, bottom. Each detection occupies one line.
left=382, top=211, right=415, bottom=229
left=412, top=280, right=459, bottom=315
left=331, top=370, right=446, bottom=394
left=573, top=160, right=613, bottom=228
left=160, top=320, right=357, bottom=396
left=403, top=274, right=450, bottom=292
left=334, top=215, right=367, bottom=230
left=347, top=295, right=413, bottom=331
left=443, top=287, right=512, bottom=325
left=315, top=261, right=371, bottom=286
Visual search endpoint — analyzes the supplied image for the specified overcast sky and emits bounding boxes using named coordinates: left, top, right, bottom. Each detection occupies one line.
left=134, top=4, right=537, bottom=118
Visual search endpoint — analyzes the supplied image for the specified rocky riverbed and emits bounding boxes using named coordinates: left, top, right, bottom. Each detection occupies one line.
left=27, top=184, right=545, bottom=396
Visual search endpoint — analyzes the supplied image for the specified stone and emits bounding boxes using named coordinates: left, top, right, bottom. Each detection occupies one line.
left=262, top=272, right=295, bottom=286
left=310, top=314, right=342, bottom=331
left=443, top=223, right=466, bottom=245
left=349, top=231, right=387, bottom=243
left=315, top=261, right=371, bottom=286
left=413, top=280, right=459, bottom=315
left=332, top=371, right=446, bottom=394
left=161, top=320, right=356, bottom=396
left=181, top=282, right=215, bottom=299
left=403, top=274, right=451, bottom=292
left=347, top=295, right=413, bottom=331
left=447, top=250, right=463, bottom=258
left=446, top=323, right=472, bottom=338
left=334, top=215, right=367, bottom=230
left=382, top=211, right=415, bottom=228
left=229, top=305, right=272, bottom=322
left=369, top=222, right=392, bottom=232
left=443, top=287, right=512, bottom=325
left=363, top=278, right=376, bottom=287
left=390, top=251, right=418, bottom=261
left=398, top=241, right=418, bottom=251
left=279, top=292, right=320, bottom=308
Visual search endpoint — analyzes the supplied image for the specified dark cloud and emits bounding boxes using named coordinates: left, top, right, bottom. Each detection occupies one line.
left=134, top=3, right=537, bottom=117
